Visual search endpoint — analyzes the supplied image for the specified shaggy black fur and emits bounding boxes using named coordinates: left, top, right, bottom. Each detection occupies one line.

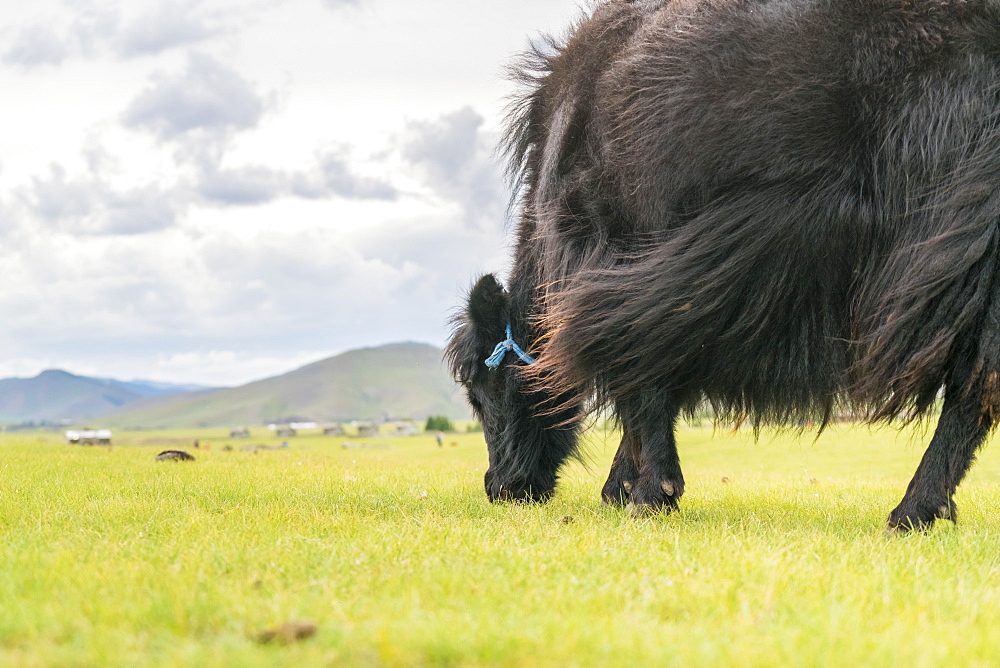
left=446, top=0, right=1000, bottom=531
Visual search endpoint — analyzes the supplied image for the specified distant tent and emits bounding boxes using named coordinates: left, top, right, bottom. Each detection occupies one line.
left=66, top=429, right=112, bottom=446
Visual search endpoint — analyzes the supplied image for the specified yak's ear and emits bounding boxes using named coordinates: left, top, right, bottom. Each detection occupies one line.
left=467, top=274, right=508, bottom=336
left=446, top=274, right=509, bottom=385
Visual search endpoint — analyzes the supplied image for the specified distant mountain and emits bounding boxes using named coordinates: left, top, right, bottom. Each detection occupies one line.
left=99, top=378, right=211, bottom=398
left=0, top=369, right=211, bottom=423
left=104, top=342, right=470, bottom=429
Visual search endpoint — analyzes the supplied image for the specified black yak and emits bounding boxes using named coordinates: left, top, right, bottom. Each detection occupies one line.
left=155, top=450, right=195, bottom=461
left=446, top=0, right=1000, bottom=531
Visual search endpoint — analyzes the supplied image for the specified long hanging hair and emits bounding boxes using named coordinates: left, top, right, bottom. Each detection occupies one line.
left=485, top=0, right=1000, bottom=431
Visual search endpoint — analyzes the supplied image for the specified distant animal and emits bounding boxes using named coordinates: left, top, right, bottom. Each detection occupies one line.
left=155, top=450, right=195, bottom=461
left=447, top=0, right=1000, bottom=531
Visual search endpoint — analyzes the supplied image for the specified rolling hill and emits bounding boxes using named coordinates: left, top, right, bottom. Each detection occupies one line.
left=0, top=370, right=208, bottom=423
left=103, top=342, right=471, bottom=429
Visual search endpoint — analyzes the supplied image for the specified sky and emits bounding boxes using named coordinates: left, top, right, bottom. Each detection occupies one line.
left=0, top=0, right=584, bottom=386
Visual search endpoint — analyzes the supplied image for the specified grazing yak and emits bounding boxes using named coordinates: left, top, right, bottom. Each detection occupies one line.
left=446, top=0, right=1000, bottom=531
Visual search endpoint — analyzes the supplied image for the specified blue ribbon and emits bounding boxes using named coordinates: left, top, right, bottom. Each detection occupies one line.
left=484, top=323, right=536, bottom=369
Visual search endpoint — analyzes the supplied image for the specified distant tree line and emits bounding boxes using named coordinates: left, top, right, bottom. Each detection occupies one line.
left=424, top=415, right=454, bottom=432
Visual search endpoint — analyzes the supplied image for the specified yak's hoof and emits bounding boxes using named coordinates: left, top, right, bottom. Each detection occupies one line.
left=886, top=499, right=956, bottom=533
left=601, top=479, right=634, bottom=507
left=624, top=479, right=683, bottom=517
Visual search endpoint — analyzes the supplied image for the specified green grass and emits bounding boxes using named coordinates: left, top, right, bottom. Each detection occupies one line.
left=4, top=423, right=1000, bottom=666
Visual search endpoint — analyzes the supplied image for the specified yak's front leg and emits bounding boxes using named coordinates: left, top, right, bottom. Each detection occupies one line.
left=616, top=391, right=684, bottom=516
left=888, top=384, right=993, bottom=532
left=601, top=419, right=640, bottom=506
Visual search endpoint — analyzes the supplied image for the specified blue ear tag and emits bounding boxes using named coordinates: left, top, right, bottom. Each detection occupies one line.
left=484, top=323, right=537, bottom=368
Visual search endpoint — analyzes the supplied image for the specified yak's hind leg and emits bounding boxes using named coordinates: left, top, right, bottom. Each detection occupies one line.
left=888, top=373, right=994, bottom=532
left=601, top=418, right=640, bottom=506
left=615, top=390, right=684, bottom=515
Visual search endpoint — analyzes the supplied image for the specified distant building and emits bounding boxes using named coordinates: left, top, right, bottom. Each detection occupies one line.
left=356, top=423, right=378, bottom=438
left=65, top=429, right=112, bottom=446
left=323, top=424, right=345, bottom=436
left=266, top=421, right=316, bottom=437
left=230, top=428, right=251, bottom=439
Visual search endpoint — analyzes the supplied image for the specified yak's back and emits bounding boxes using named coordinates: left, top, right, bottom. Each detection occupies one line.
left=597, top=0, right=998, bottom=231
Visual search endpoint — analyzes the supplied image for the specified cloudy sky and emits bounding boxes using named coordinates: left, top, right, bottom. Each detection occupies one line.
left=0, top=0, right=583, bottom=386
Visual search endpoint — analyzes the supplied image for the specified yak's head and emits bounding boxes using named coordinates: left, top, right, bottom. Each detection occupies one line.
left=445, top=274, right=577, bottom=502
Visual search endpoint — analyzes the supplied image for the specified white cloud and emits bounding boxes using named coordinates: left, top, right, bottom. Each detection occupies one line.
left=198, top=164, right=289, bottom=205
left=122, top=52, right=267, bottom=141
left=197, top=147, right=399, bottom=206
left=3, top=24, right=68, bottom=67
left=1, top=0, right=238, bottom=67
left=115, top=0, right=221, bottom=57
left=23, top=165, right=180, bottom=235
left=402, top=106, right=506, bottom=227
left=303, top=147, right=399, bottom=201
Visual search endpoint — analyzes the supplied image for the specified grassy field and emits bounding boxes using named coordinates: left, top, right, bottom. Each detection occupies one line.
left=3, top=423, right=1000, bottom=666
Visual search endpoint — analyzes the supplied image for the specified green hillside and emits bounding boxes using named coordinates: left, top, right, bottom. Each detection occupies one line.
left=104, top=343, right=471, bottom=429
